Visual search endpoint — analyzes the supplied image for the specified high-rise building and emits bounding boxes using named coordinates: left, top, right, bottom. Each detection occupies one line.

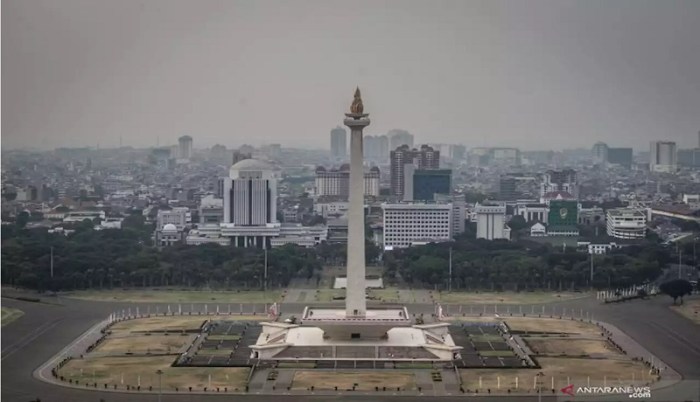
left=498, top=175, right=518, bottom=201
left=390, top=145, right=440, bottom=197
left=547, top=200, right=579, bottom=236
left=649, top=141, right=677, bottom=173
left=330, top=126, right=347, bottom=160
left=233, top=150, right=252, bottom=165
left=413, top=169, right=452, bottom=201
left=592, top=142, right=609, bottom=164
left=475, top=202, right=509, bottom=240
left=223, top=159, right=277, bottom=226
left=540, top=169, right=578, bottom=199
left=678, top=148, right=700, bottom=168
left=606, top=208, right=647, bottom=239
left=388, top=129, right=414, bottom=150
left=607, top=148, right=633, bottom=168
left=314, top=165, right=380, bottom=198
left=382, top=203, right=453, bottom=249
left=178, top=135, right=193, bottom=160
left=364, top=134, right=390, bottom=162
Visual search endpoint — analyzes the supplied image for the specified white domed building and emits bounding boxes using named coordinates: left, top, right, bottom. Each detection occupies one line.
left=156, top=223, right=184, bottom=247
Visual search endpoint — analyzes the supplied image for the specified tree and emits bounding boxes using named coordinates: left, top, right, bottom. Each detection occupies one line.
left=507, top=215, right=528, bottom=232
left=659, top=279, right=694, bottom=305
left=16, top=211, right=29, bottom=228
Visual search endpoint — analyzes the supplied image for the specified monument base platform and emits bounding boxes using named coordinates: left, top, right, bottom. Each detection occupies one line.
left=250, top=319, right=462, bottom=361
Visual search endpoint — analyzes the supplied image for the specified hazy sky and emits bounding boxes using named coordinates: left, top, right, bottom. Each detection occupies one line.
left=3, top=0, right=699, bottom=151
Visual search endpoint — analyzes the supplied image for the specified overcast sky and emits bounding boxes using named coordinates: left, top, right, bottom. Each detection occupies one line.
left=2, top=0, right=699, bottom=151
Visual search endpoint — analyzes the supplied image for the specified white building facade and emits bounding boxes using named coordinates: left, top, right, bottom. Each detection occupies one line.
left=382, top=203, right=452, bottom=249
left=606, top=208, right=647, bottom=239
left=475, top=203, right=510, bottom=240
left=650, top=141, right=677, bottom=173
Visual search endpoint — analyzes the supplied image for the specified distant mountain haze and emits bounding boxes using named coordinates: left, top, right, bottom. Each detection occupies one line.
left=2, top=0, right=699, bottom=150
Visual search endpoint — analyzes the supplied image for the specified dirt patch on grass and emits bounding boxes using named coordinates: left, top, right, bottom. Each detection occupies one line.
left=504, top=317, right=600, bottom=336
left=526, top=339, right=613, bottom=356
left=58, top=356, right=249, bottom=390
left=97, top=335, right=191, bottom=354
left=111, top=317, right=207, bottom=333
left=292, top=371, right=416, bottom=391
left=437, top=291, right=587, bottom=304
left=460, top=357, right=654, bottom=391
left=65, top=289, right=281, bottom=303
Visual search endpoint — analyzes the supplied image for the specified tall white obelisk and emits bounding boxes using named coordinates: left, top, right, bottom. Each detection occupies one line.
left=344, top=87, right=370, bottom=317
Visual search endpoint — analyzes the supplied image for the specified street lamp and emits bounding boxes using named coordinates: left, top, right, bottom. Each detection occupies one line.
left=535, top=371, right=545, bottom=402
left=156, top=369, right=163, bottom=402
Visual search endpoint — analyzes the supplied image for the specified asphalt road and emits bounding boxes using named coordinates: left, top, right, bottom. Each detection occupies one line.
left=2, top=293, right=699, bottom=402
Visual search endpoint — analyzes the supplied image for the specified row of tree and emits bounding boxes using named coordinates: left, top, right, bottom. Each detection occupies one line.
left=1, top=221, right=321, bottom=291
left=0, top=213, right=688, bottom=292
left=383, top=237, right=673, bottom=290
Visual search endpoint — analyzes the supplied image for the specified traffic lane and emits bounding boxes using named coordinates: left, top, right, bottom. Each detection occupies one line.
left=592, top=297, right=700, bottom=378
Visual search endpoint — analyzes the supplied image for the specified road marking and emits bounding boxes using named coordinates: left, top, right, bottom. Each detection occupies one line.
left=1, top=318, right=64, bottom=361
left=34, top=318, right=109, bottom=383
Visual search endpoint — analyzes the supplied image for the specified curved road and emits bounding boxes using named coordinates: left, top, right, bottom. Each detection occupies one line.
left=2, top=292, right=699, bottom=402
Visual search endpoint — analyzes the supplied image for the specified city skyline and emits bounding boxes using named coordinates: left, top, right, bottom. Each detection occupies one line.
left=3, top=0, right=700, bottom=151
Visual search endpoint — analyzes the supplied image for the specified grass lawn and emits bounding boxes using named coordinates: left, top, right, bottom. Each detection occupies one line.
left=111, top=316, right=207, bottom=333
left=1, top=307, right=24, bottom=327
left=97, top=335, right=191, bottom=354
left=448, top=316, right=601, bottom=337
left=469, top=334, right=504, bottom=342
left=460, top=357, right=654, bottom=391
left=671, top=298, right=700, bottom=325
left=110, top=316, right=264, bottom=334
left=207, top=334, right=241, bottom=341
left=314, top=289, right=345, bottom=302
left=526, top=338, right=613, bottom=356
left=367, top=288, right=402, bottom=302
left=196, top=348, right=232, bottom=356
left=478, top=350, right=516, bottom=357
left=292, top=371, right=416, bottom=391
left=64, top=289, right=281, bottom=303
left=58, top=356, right=249, bottom=390
left=437, top=291, right=588, bottom=304
left=503, top=317, right=601, bottom=336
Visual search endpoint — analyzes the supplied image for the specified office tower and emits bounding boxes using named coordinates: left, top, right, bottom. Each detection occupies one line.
left=540, top=169, right=578, bottom=199
left=382, top=203, right=453, bottom=248
left=315, top=165, right=380, bottom=198
left=412, top=169, right=452, bottom=201
left=607, top=148, right=633, bottom=168
left=498, top=175, right=518, bottom=201
left=223, top=159, right=277, bottom=227
left=330, top=126, right=347, bottom=160
left=475, top=203, right=509, bottom=240
left=592, top=142, right=609, bottom=164
left=233, top=150, right=252, bottom=165
left=390, top=144, right=440, bottom=197
left=388, top=129, right=414, bottom=150
left=649, top=141, right=677, bottom=173
left=178, top=135, right=193, bottom=160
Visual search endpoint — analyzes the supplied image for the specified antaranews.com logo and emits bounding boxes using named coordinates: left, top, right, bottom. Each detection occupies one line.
left=561, top=384, right=652, bottom=398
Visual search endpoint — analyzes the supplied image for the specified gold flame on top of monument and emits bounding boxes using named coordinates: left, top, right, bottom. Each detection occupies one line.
left=350, top=87, right=364, bottom=114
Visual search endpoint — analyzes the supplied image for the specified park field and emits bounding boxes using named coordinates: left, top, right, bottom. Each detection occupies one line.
left=447, top=316, right=601, bottom=336
left=63, top=289, right=281, bottom=303
left=671, top=298, right=700, bottom=325
left=436, top=291, right=588, bottom=304
left=292, top=371, right=416, bottom=391
left=110, top=315, right=266, bottom=334
left=1, top=307, right=24, bottom=327
left=460, top=357, right=653, bottom=391
left=96, top=334, right=191, bottom=354
left=58, top=356, right=249, bottom=390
